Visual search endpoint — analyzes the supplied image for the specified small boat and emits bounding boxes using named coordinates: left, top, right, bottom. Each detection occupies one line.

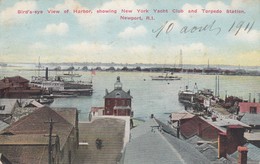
left=151, top=72, right=181, bottom=81
left=36, top=96, right=54, bottom=104
left=63, top=72, right=82, bottom=77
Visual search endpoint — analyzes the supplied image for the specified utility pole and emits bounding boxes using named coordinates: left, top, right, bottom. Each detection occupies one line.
left=44, top=118, right=57, bottom=164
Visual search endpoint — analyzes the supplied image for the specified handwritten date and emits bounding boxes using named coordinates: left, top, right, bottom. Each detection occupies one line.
left=153, top=20, right=255, bottom=38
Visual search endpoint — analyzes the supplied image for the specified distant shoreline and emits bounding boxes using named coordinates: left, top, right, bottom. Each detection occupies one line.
left=14, top=67, right=260, bottom=77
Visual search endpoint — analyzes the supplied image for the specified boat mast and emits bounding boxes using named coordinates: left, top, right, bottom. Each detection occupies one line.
left=179, top=49, right=183, bottom=71
left=38, top=56, right=41, bottom=77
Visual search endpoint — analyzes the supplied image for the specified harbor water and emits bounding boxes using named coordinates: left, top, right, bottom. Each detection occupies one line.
left=1, top=64, right=260, bottom=122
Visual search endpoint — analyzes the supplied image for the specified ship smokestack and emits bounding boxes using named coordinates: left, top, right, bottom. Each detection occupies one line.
left=45, top=67, right=48, bottom=80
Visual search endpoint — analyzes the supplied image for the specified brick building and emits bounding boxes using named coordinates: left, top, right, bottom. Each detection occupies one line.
left=239, top=102, right=260, bottom=114
left=103, top=76, right=132, bottom=116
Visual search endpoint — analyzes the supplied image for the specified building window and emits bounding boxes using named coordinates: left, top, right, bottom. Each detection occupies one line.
left=116, top=92, right=121, bottom=98
left=127, top=100, right=130, bottom=106
left=249, top=107, right=257, bottom=114
left=0, top=106, right=5, bottom=110
left=121, top=100, right=125, bottom=106
left=106, top=100, right=110, bottom=105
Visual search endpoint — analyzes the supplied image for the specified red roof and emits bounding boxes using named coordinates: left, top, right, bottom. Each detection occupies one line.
left=1, top=76, right=29, bottom=84
left=228, top=125, right=244, bottom=129
left=180, top=116, right=223, bottom=140
left=0, top=81, right=9, bottom=90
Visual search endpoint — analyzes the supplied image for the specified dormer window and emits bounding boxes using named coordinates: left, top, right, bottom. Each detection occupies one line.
left=116, top=92, right=121, bottom=98
left=0, top=105, right=5, bottom=110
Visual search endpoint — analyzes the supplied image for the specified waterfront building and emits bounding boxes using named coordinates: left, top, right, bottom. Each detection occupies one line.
left=0, top=81, right=9, bottom=98
left=239, top=102, right=260, bottom=114
left=0, top=76, right=43, bottom=98
left=104, top=76, right=132, bottom=116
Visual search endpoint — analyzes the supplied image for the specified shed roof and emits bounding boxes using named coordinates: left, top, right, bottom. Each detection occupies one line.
left=170, top=112, right=195, bottom=121
left=209, top=117, right=251, bottom=129
left=240, top=113, right=260, bottom=126
left=0, top=120, right=9, bottom=132
left=0, top=99, right=17, bottom=115
left=244, top=132, right=260, bottom=141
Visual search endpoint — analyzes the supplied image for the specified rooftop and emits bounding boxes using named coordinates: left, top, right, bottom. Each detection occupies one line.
left=170, top=112, right=195, bottom=122
left=0, top=99, right=17, bottom=115
left=74, top=118, right=125, bottom=164
left=240, top=113, right=260, bottom=126
left=1, top=76, right=29, bottom=84
left=104, top=89, right=132, bottom=99
left=123, top=118, right=210, bottom=164
left=231, top=143, right=260, bottom=162
left=1, top=106, right=75, bottom=150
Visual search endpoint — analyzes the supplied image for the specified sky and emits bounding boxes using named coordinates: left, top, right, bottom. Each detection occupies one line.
left=0, top=0, right=259, bottom=66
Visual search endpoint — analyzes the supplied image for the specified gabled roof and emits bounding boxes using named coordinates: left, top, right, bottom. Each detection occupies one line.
left=1, top=106, right=74, bottom=149
left=0, top=144, right=49, bottom=164
left=104, top=89, right=132, bottom=99
left=180, top=116, right=224, bottom=139
left=0, top=133, right=57, bottom=145
left=53, top=107, right=77, bottom=127
left=1, top=76, right=29, bottom=83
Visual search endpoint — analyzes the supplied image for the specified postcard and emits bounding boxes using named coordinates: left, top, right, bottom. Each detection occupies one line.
left=0, top=0, right=260, bottom=163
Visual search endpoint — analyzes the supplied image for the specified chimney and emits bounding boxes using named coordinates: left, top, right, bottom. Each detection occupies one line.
left=226, top=125, right=246, bottom=154
left=237, top=146, right=248, bottom=164
left=212, top=115, right=217, bottom=122
left=218, top=132, right=227, bottom=159
left=45, top=67, right=48, bottom=80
